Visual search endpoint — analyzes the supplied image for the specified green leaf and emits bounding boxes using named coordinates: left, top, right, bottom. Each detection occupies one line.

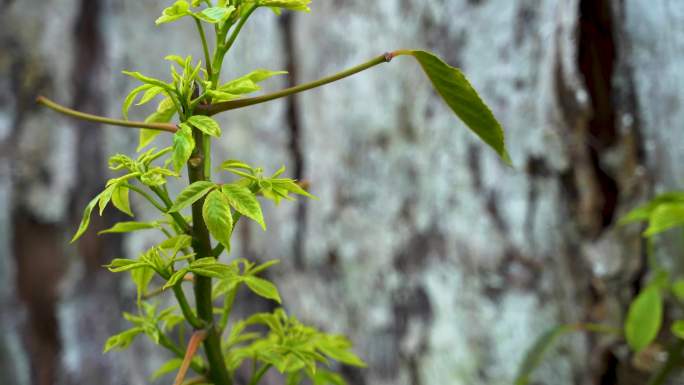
left=275, top=179, right=315, bottom=199
left=672, top=320, right=684, bottom=340
left=164, top=268, right=190, bottom=289
left=156, top=0, right=191, bottom=25
left=311, top=369, right=347, bottom=385
left=172, top=123, right=195, bottom=172
left=164, top=55, right=186, bottom=67
left=105, top=258, right=150, bottom=273
left=140, top=167, right=177, bottom=187
left=103, top=327, right=144, bottom=353
left=70, top=194, right=101, bottom=243
left=219, top=69, right=288, bottom=95
left=131, top=267, right=155, bottom=304
left=98, top=184, right=116, bottom=215
left=159, top=234, right=193, bottom=252
left=248, top=259, right=280, bottom=276
left=169, top=181, right=216, bottom=212
left=625, top=287, right=663, bottom=352
left=194, top=6, right=235, bottom=23
left=99, top=221, right=158, bottom=234
left=219, top=79, right=260, bottom=95
left=643, top=203, right=684, bottom=237
left=220, top=159, right=254, bottom=171
left=139, top=98, right=177, bottom=151
left=206, top=89, right=240, bottom=102
left=136, top=86, right=165, bottom=106
left=151, top=358, right=183, bottom=380
left=618, top=192, right=684, bottom=225
left=245, top=69, right=289, bottom=83
left=123, top=84, right=154, bottom=120
left=202, top=190, right=234, bottom=250
left=404, top=50, right=510, bottom=164
left=259, top=0, right=311, bottom=12
left=242, top=276, right=281, bottom=303
left=221, top=184, right=266, bottom=230
left=672, top=279, right=684, bottom=301
left=189, top=258, right=236, bottom=278
left=187, top=115, right=221, bottom=137
left=108, top=154, right=135, bottom=171
left=122, top=71, right=169, bottom=89
left=316, top=336, right=366, bottom=367
left=514, top=324, right=576, bottom=385
left=111, top=185, right=133, bottom=216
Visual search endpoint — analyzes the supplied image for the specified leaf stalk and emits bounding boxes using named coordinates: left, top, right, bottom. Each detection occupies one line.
left=197, top=52, right=394, bottom=116
left=36, top=96, right=178, bottom=132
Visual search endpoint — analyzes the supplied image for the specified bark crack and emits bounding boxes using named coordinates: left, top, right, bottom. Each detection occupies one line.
left=279, top=13, right=307, bottom=269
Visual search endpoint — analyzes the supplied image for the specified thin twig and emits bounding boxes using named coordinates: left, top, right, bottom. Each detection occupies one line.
left=36, top=96, right=178, bottom=132
left=196, top=52, right=395, bottom=116
left=174, top=330, right=209, bottom=385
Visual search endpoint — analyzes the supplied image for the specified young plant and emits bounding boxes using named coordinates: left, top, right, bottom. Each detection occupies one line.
left=516, top=191, right=684, bottom=385
left=38, top=1, right=509, bottom=384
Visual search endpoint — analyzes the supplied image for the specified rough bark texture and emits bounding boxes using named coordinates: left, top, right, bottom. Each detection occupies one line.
left=0, top=1, right=681, bottom=385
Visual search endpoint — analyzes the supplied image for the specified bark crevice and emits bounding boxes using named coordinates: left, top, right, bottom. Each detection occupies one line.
left=279, top=12, right=307, bottom=269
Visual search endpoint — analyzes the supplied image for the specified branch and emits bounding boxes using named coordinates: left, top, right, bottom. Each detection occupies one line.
left=197, top=52, right=398, bottom=116
left=223, top=4, right=257, bottom=57
left=173, top=330, right=208, bottom=385
left=195, top=18, right=213, bottom=78
left=36, top=96, right=178, bottom=133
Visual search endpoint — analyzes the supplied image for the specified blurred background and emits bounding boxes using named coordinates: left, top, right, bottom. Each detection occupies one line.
left=1, top=0, right=683, bottom=384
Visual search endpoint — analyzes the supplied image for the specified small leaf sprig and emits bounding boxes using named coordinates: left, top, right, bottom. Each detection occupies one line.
left=37, top=1, right=510, bottom=384
left=516, top=191, right=684, bottom=385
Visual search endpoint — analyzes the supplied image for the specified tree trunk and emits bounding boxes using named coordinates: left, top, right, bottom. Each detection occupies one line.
left=0, top=1, right=680, bottom=385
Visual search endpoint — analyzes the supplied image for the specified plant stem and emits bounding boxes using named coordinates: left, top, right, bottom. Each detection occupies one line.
left=647, top=339, right=684, bottom=385
left=173, top=330, right=208, bottom=385
left=187, top=131, right=232, bottom=385
left=173, top=285, right=205, bottom=329
left=211, top=214, right=241, bottom=258
left=159, top=332, right=206, bottom=374
left=248, top=364, right=271, bottom=385
left=149, top=186, right=192, bottom=233
left=197, top=52, right=394, bottom=116
left=36, top=96, right=178, bottom=132
left=195, top=18, right=213, bottom=79
left=223, top=4, right=257, bottom=57
left=218, top=286, right=237, bottom=332
left=123, top=183, right=167, bottom=212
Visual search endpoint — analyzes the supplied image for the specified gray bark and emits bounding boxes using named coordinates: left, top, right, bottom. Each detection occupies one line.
left=0, top=1, right=680, bottom=385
